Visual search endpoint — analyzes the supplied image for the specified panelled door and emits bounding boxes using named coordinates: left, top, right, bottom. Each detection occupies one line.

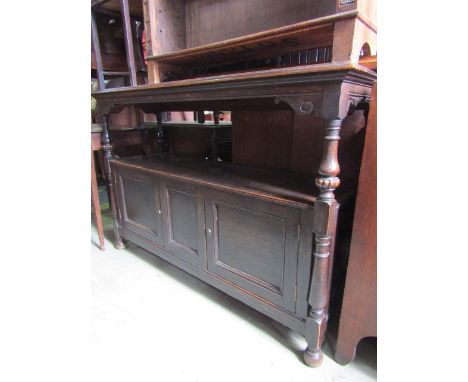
left=114, top=167, right=164, bottom=246
left=205, top=189, right=301, bottom=312
left=160, top=178, right=207, bottom=268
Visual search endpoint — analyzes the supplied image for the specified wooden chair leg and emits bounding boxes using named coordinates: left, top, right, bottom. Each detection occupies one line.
left=95, top=150, right=111, bottom=207
left=91, top=151, right=105, bottom=251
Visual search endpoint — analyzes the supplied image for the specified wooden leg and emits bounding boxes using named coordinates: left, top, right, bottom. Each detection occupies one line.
left=304, top=119, right=342, bottom=367
left=101, top=115, right=126, bottom=250
left=96, top=151, right=111, bottom=207
left=91, top=151, right=105, bottom=251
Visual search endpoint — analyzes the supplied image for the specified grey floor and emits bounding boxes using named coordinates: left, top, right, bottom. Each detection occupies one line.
left=91, top=193, right=376, bottom=382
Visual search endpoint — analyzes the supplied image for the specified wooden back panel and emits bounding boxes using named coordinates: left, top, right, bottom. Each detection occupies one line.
left=232, top=109, right=366, bottom=190
left=232, top=110, right=294, bottom=171
left=145, top=0, right=338, bottom=56
left=185, top=0, right=335, bottom=48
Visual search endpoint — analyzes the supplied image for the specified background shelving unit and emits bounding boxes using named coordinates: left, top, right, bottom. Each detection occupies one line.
left=141, top=0, right=376, bottom=83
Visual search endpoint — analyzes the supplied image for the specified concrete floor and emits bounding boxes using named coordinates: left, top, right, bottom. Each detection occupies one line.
left=92, top=202, right=376, bottom=382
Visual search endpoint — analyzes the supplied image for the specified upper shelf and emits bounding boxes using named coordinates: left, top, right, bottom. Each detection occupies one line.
left=142, top=0, right=377, bottom=83
left=147, top=12, right=343, bottom=66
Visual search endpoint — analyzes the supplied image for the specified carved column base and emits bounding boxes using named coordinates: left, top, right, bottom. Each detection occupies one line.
left=304, top=347, right=323, bottom=367
left=304, top=308, right=328, bottom=368
left=114, top=237, right=126, bottom=250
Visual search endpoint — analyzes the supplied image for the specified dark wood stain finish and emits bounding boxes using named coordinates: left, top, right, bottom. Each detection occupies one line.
left=94, top=60, right=376, bottom=367
left=205, top=189, right=300, bottom=312
left=232, top=110, right=294, bottom=171
left=115, top=167, right=164, bottom=245
left=160, top=178, right=207, bottom=268
left=184, top=0, right=334, bottom=49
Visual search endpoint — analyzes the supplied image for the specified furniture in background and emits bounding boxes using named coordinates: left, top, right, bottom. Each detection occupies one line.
left=91, top=0, right=148, bottom=251
left=335, top=81, right=377, bottom=365
left=93, top=0, right=377, bottom=368
left=92, top=128, right=106, bottom=250
left=91, top=0, right=148, bottom=130
left=142, top=0, right=376, bottom=83
left=91, top=0, right=147, bottom=89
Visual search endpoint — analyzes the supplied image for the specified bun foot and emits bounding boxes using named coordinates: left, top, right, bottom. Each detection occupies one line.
left=303, top=347, right=323, bottom=367
left=114, top=239, right=126, bottom=250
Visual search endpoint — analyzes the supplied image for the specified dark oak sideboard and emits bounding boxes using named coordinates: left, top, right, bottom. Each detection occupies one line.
left=91, top=0, right=377, bottom=368
left=93, top=62, right=376, bottom=367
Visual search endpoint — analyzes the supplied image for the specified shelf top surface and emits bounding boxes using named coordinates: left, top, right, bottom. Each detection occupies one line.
left=110, top=157, right=351, bottom=208
left=92, top=61, right=376, bottom=100
left=147, top=10, right=375, bottom=64
left=147, top=10, right=365, bottom=64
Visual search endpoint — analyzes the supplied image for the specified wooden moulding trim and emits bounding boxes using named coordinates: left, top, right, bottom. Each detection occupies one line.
left=92, top=61, right=376, bottom=96
left=146, top=10, right=361, bottom=63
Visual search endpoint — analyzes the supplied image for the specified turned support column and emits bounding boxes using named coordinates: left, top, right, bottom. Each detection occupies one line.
left=155, top=112, right=169, bottom=157
left=210, top=111, right=220, bottom=161
left=101, top=115, right=126, bottom=250
left=304, top=118, right=342, bottom=367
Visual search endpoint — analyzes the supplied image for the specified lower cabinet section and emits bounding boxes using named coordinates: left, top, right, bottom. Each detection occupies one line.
left=113, top=163, right=311, bottom=319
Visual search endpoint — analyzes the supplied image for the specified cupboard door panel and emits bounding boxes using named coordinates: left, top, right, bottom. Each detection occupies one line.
left=215, top=202, right=285, bottom=292
left=115, top=168, right=164, bottom=245
left=205, top=190, right=300, bottom=312
left=161, top=179, right=206, bottom=268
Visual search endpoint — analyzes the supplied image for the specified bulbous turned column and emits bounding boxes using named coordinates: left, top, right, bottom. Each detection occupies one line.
left=101, top=115, right=126, bottom=250
left=316, top=119, right=341, bottom=201
left=304, top=118, right=342, bottom=367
